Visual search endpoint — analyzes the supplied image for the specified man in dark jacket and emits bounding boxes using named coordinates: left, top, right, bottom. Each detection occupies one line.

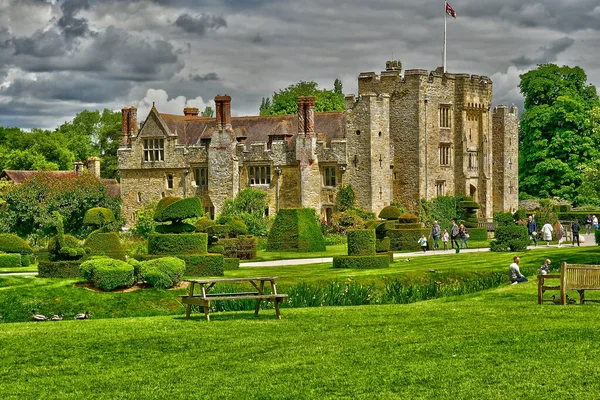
left=527, top=215, right=537, bottom=246
left=572, top=220, right=581, bottom=246
left=429, top=220, right=441, bottom=250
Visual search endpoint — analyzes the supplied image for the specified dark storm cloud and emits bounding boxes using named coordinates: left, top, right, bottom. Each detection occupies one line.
left=511, top=37, right=575, bottom=67
left=175, top=13, right=226, bottom=36
left=190, top=72, right=219, bottom=82
left=12, top=28, right=67, bottom=57
left=57, top=0, right=92, bottom=39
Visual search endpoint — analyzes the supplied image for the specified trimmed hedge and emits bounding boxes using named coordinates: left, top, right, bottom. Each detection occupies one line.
left=38, top=260, right=83, bottom=278
left=80, top=258, right=134, bottom=291
left=153, top=197, right=182, bottom=220
left=226, top=219, right=248, bottom=237
left=332, top=254, right=390, bottom=269
left=376, top=238, right=390, bottom=253
left=154, top=223, right=196, bottom=234
left=21, top=254, right=32, bottom=267
left=219, top=236, right=257, bottom=260
left=378, top=206, right=401, bottom=220
left=224, top=258, right=240, bottom=271
left=194, top=218, right=215, bottom=233
left=467, top=228, right=488, bottom=241
left=266, top=208, right=326, bottom=252
left=84, top=232, right=126, bottom=261
left=0, top=254, right=22, bottom=268
left=154, top=197, right=203, bottom=222
left=207, top=225, right=229, bottom=239
left=398, top=213, right=419, bottom=224
left=347, top=229, right=376, bottom=256
left=490, top=225, right=529, bottom=252
left=139, top=257, right=186, bottom=289
left=386, top=229, right=431, bottom=251
left=557, top=212, right=600, bottom=224
left=208, top=245, right=225, bottom=254
left=83, top=207, right=116, bottom=227
left=148, top=233, right=208, bottom=255
left=0, top=233, right=33, bottom=254
left=134, top=253, right=225, bottom=276
left=553, top=204, right=571, bottom=213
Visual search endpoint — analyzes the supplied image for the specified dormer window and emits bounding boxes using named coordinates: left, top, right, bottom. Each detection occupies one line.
left=144, top=139, right=164, bottom=162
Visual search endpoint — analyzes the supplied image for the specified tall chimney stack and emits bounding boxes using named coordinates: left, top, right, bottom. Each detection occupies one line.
left=121, top=106, right=137, bottom=147
left=304, top=96, right=315, bottom=135
left=183, top=107, right=199, bottom=117
left=214, top=95, right=232, bottom=128
left=297, top=97, right=306, bottom=134
left=87, top=156, right=101, bottom=178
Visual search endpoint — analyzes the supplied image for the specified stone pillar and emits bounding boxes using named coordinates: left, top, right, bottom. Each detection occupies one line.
left=73, top=161, right=84, bottom=176
left=87, top=157, right=101, bottom=178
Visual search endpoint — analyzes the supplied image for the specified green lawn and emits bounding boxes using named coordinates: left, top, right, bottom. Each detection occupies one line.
left=1, top=279, right=600, bottom=399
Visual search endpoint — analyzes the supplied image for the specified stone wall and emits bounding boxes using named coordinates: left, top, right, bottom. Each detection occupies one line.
left=492, top=105, right=519, bottom=213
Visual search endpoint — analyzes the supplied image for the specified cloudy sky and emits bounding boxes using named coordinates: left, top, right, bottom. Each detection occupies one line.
left=0, top=0, right=599, bottom=129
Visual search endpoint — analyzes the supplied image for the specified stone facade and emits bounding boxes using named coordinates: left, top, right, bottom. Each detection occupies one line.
left=118, top=61, right=518, bottom=225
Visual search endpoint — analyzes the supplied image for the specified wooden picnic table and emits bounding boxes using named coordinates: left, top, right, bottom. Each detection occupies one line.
left=180, top=276, right=288, bottom=321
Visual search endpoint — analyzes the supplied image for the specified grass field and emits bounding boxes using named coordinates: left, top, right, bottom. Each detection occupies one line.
left=1, top=279, right=600, bottom=399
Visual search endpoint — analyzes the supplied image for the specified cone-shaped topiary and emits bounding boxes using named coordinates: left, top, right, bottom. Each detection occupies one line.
left=266, top=208, right=326, bottom=252
left=83, top=207, right=116, bottom=229
left=378, top=206, right=401, bottom=220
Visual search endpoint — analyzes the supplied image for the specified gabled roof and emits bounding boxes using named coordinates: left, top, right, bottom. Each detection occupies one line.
left=0, top=170, right=121, bottom=197
left=157, top=112, right=346, bottom=145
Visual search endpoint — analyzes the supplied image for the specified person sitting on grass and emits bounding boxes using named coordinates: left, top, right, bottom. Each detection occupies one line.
left=539, top=259, right=551, bottom=275
left=509, top=256, right=528, bottom=284
left=417, top=234, right=428, bottom=252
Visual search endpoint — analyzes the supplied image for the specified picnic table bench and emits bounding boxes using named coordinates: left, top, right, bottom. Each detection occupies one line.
left=180, top=277, right=288, bottom=321
left=538, top=262, right=600, bottom=305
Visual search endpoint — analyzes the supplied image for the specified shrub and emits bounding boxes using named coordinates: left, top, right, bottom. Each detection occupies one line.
left=398, top=213, right=419, bottom=224
left=134, top=254, right=225, bottom=276
left=266, top=208, right=326, bottom=252
left=513, top=208, right=527, bottom=221
left=21, top=254, right=31, bottom=267
left=460, top=201, right=480, bottom=228
left=219, top=236, right=257, bottom=259
left=332, top=255, right=389, bottom=269
left=0, top=233, right=33, bottom=254
left=0, top=254, right=22, bottom=268
left=364, top=220, right=383, bottom=230
left=494, top=212, right=516, bottom=226
left=47, top=234, right=86, bottom=261
left=376, top=238, right=390, bottom=253
left=194, top=218, right=215, bottom=233
left=490, top=224, right=529, bottom=252
left=139, top=257, right=186, bottom=289
left=208, top=245, right=225, bottom=254
left=219, top=188, right=270, bottom=236
left=83, top=207, right=116, bottom=229
left=80, top=258, right=134, bottom=291
left=131, top=202, right=157, bottom=239
left=38, top=260, right=83, bottom=278
left=154, top=197, right=203, bottom=222
left=153, top=197, right=181, bottom=220
left=378, top=206, right=401, bottom=220
left=148, top=233, right=208, bottom=255
left=336, top=184, right=356, bottom=212
left=323, top=233, right=347, bottom=246
left=207, top=225, right=230, bottom=239
left=154, top=223, right=196, bottom=234
left=225, top=219, right=248, bottom=237
left=557, top=212, right=599, bottom=224
left=467, top=228, right=488, bottom=241
left=329, top=210, right=365, bottom=234
left=224, top=258, right=240, bottom=271
left=84, top=232, right=126, bottom=260
left=386, top=229, right=430, bottom=251
left=347, top=229, right=376, bottom=256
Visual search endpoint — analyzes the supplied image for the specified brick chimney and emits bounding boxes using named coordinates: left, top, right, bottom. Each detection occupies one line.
left=87, top=156, right=101, bottom=178
left=297, top=97, right=305, bottom=134
left=121, top=106, right=137, bottom=147
left=183, top=107, right=199, bottom=117
left=73, top=161, right=84, bottom=176
left=297, top=96, right=315, bottom=135
left=214, top=95, right=232, bottom=128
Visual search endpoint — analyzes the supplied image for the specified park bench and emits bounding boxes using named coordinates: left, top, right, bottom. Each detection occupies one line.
left=538, top=262, right=600, bottom=305
left=180, top=277, right=288, bottom=321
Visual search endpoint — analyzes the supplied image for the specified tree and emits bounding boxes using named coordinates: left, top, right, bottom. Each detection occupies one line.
left=260, top=81, right=345, bottom=115
left=519, top=64, right=600, bottom=203
left=334, top=78, right=343, bottom=95
left=201, top=106, right=214, bottom=117
left=220, top=188, right=270, bottom=236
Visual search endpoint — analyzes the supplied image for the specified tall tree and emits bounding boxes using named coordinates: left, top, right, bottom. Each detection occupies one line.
left=519, top=64, right=600, bottom=203
left=260, top=81, right=345, bottom=116
left=333, top=78, right=343, bottom=95
left=201, top=106, right=214, bottom=117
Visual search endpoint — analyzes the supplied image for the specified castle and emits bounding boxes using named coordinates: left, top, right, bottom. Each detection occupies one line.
left=118, top=61, right=519, bottom=225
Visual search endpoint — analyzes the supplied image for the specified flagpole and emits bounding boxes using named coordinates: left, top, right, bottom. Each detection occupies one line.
left=443, top=0, right=447, bottom=73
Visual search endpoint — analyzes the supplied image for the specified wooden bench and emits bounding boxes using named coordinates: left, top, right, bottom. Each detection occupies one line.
left=180, top=277, right=288, bottom=321
left=538, top=262, right=600, bottom=305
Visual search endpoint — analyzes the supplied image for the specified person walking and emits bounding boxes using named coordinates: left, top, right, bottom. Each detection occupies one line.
left=441, top=229, right=449, bottom=250
left=429, top=220, right=441, bottom=250
left=593, top=215, right=598, bottom=231
left=450, top=220, right=460, bottom=249
left=572, top=220, right=581, bottom=246
left=459, top=223, right=469, bottom=249
left=527, top=215, right=537, bottom=246
left=555, top=221, right=565, bottom=247
left=585, top=214, right=593, bottom=235
left=542, top=221, right=553, bottom=246
left=509, top=256, right=528, bottom=284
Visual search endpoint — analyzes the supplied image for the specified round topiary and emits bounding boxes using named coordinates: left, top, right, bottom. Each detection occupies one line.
left=398, top=213, right=419, bottom=224
left=83, top=207, right=116, bottom=228
left=154, top=197, right=203, bottom=223
left=225, top=219, right=248, bottom=237
left=195, top=218, right=216, bottom=233
left=139, top=257, right=186, bottom=289
left=153, top=197, right=181, bottom=220
left=378, top=206, right=401, bottom=220
left=80, top=258, right=134, bottom=291
left=0, top=233, right=33, bottom=254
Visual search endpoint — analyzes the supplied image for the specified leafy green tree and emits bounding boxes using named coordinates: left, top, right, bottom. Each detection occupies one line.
left=336, top=184, right=356, bottom=212
left=220, top=188, right=269, bottom=236
left=519, top=64, right=600, bottom=203
left=334, top=78, right=343, bottom=95
left=260, top=81, right=345, bottom=116
left=201, top=106, right=214, bottom=117
left=3, top=149, right=59, bottom=171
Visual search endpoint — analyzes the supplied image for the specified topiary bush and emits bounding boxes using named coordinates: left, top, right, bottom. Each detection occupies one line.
left=347, top=229, right=376, bottom=256
left=134, top=254, right=225, bottom=276
left=266, top=208, right=326, bottom=252
left=513, top=208, right=527, bottom=221
left=148, top=233, right=208, bottom=255
left=38, top=260, right=83, bottom=278
left=47, top=234, right=86, bottom=261
left=154, top=223, right=196, bottom=234
left=0, top=233, right=33, bottom=254
left=490, top=224, right=529, bottom=252
left=225, top=218, right=248, bottom=237
left=21, top=254, right=32, bottom=267
left=467, top=228, right=488, bottom=241
left=219, top=236, right=257, bottom=259
left=494, top=212, right=516, bottom=226
left=154, top=197, right=203, bottom=222
left=84, top=231, right=126, bottom=260
left=460, top=201, right=480, bottom=229
left=376, top=238, right=390, bottom=253
left=139, top=257, right=186, bottom=289
left=0, top=254, right=22, bottom=268
left=224, top=258, right=240, bottom=271
left=208, top=244, right=225, bottom=254
left=398, top=213, right=419, bottom=224
left=378, top=206, right=401, bottom=220
left=83, top=207, right=116, bottom=231
left=194, top=217, right=215, bottom=233
left=333, top=255, right=390, bottom=269
left=80, top=258, right=134, bottom=291
left=207, top=225, right=230, bottom=240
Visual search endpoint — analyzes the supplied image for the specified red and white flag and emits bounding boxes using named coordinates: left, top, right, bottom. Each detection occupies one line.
left=446, top=1, right=457, bottom=18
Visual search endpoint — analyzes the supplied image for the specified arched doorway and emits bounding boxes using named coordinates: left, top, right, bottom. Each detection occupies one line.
left=470, top=184, right=477, bottom=200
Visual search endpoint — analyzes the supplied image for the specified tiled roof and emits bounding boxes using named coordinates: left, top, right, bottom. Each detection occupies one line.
left=159, top=112, right=346, bottom=145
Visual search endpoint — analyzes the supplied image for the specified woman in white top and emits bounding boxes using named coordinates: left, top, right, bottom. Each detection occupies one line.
left=542, top=222, right=554, bottom=246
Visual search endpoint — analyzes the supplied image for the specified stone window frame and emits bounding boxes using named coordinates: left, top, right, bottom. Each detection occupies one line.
left=193, top=166, right=208, bottom=188
left=436, top=181, right=446, bottom=197
left=467, top=151, right=478, bottom=171
left=143, top=138, right=165, bottom=162
left=166, top=173, right=174, bottom=190
left=323, top=166, right=337, bottom=187
left=439, top=144, right=451, bottom=166
left=439, top=105, right=451, bottom=129
left=248, top=165, right=271, bottom=186
left=137, top=192, right=142, bottom=203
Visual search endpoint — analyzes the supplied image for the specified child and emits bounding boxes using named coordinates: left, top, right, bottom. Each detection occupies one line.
left=417, top=234, right=427, bottom=252
left=442, top=229, right=449, bottom=250
left=539, top=259, right=551, bottom=275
